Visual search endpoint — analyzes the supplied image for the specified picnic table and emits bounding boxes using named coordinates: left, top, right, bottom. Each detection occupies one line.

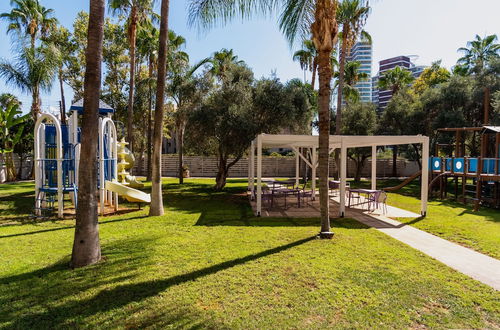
left=347, top=188, right=381, bottom=211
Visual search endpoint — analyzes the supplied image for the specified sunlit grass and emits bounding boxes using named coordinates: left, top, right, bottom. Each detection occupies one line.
left=0, top=178, right=499, bottom=328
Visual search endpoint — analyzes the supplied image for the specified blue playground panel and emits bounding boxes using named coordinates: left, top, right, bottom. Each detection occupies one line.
left=430, top=157, right=441, bottom=171
left=430, top=157, right=499, bottom=175
left=453, top=158, right=464, bottom=173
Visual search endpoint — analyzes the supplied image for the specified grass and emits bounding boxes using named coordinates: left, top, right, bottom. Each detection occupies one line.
left=0, top=178, right=499, bottom=328
left=350, top=178, right=500, bottom=259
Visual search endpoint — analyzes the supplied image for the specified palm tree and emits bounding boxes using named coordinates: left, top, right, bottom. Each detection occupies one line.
left=377, top=65, right=414, bottom=95
left=457, top=34, right=499, bottom=125
left=457, top=34, right=500, bottom=73
left=136, top=22, right=159, bottom=181
left=109, top=0, right=156, bottom=151
left=188, top=0, right=340, bottom=238
left=209, top=48, right=244, bottom=82
left=168, top=58, right=210, bottom=184
left=0, top=43, right=60, bottom=120
left=149, top=0, right=170, bottom=216
left=334, top=60, right=369, bottom=105
left=334, top=0, right=370, bottom=135
left=293, top=39, right=318, bottom=88
left=377, top=65, right=414, bottom=178
left=1, top=0, right=58, bottom=49
left=71, top=0, right=106, bottom=268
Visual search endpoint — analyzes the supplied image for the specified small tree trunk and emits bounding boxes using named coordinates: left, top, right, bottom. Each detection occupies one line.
left=126, top=8, right=138, bottom=152
left=5, top=152, right=16, bottom=182
left=71, top=0, right=105, bottom=268
left=31, top=86, right=41, bottom=121
left=149, top=0, right=170, bottom=216
left=17, top=154, right=24, bottom=180
left=59, top=69, right=66, bottom=125
left=392, top=145, right=398, bottom=177
left=177, top=123, right=185, bottom=184
left=215, top=155, right=228, bottom=191
left=311, top=59, right=317, bottom=90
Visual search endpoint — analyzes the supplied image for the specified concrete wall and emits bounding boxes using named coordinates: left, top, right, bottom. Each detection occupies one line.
left=0, top=154, right=32, bottom=183
left=133, top=154, right=420, bottom=178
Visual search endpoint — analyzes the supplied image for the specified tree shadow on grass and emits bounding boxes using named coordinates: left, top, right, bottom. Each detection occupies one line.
left=0, top=214, right=149, bottom=239
left=1, top=235, right=316, bottom=328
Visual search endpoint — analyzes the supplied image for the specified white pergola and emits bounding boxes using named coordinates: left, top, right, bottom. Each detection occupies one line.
left=248, top=134, right=429, bottom=217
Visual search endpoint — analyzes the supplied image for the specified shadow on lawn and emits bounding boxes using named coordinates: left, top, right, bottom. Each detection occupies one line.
left=1, top=235, right=315, bottom=328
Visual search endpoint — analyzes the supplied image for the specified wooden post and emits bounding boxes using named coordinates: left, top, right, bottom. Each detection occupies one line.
left=311, top=147, right=317, bottom=200
left=474, top=157, right=482, bottom=211
left=256, top=136, right=262, bottom=216
left=339, top=139, right=347, bottom=217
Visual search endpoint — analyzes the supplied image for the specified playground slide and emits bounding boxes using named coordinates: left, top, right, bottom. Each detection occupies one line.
left=105, top=180, right=151, bottom=203
left=383, top=170, right=422, bottom=192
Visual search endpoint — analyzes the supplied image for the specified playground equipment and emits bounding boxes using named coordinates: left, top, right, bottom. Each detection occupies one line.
left=33, top=99, right=150, bottom=218
left=117, top=138, right=144, bottom=189
left=430, top=126, right=500, bottom=210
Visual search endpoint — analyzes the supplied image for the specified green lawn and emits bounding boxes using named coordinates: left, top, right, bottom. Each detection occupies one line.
left=0, top=179, right=499, bottom=328
left=351, top=179, right=500, bottom=259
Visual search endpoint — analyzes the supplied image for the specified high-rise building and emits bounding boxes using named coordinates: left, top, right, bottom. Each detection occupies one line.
left=345, top=40, right=372, bottom=103
left=372, top=55, right=427, bottom=110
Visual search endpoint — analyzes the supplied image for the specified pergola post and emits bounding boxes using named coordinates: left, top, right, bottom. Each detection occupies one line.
left=421, top=137, right=430, bottom=216
left=256, top=135, right=262, bottom=216
left=311, top=147, right=317, bottom=200
left=295, top=148, right=300, bottom=187
left=248, top=141, right=254, bottom=192
left=339, top=139, right=347, bottom=217
left=371, top=145, right=377, bottom=190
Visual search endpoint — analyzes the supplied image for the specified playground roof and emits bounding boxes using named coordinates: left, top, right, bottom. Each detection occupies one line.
left=255, top=134, right=428, bottom=149
left=69, top=99, right=115, bottom=114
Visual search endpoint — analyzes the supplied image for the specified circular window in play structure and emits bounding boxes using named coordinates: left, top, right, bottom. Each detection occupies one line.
left=434, top=160, right=440, bottom=168
left=455, top=161, right=462, bottom=170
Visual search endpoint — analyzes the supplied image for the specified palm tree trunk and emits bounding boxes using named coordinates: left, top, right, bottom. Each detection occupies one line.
left=71, top=0, right=105, bottom=268
left=31, top=86, right=41, bottom=121
left=147, top=57, right=153, bottom=181
left=177, top=122, right=185, bottom=184
left=127, top=8, right=138, bottom=152
left=311, top=59, right=317, bottom=90
left=149, top=0, right=170, bottom=216
left=317, top=48, right=333, bottom=238
left=59, top=69, right=66, bottom=125
left=335, top=34, right=347, bottom=135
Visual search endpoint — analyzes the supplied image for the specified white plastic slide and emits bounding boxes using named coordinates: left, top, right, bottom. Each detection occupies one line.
left=105, top=181, right=151, bottom=203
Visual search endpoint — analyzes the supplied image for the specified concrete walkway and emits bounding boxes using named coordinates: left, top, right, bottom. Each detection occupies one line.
left=349, top=209, right=500, bottom=291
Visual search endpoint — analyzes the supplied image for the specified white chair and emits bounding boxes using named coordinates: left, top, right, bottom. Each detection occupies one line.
left=377, top=191, right=388, bottom=214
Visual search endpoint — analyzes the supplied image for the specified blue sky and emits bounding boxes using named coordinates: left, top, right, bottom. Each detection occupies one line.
left=0, top=0, right=499, bottom=113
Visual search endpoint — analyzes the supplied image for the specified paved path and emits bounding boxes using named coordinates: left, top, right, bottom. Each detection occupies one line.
left=349, top=209, right=500, bottom=291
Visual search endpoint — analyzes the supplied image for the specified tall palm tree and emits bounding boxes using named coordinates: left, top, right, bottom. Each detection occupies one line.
left=71, top=0, right=106, bottom=268
left=377, top=65, right=414, bottom=95
left=149, top=0, right=170, bottom=216
left=0, top=44, right=60, bottom=120
left=334, top=0, right=370, bottom=135
left=136, top=22, right=159, bottom=181
left=109, top=0, right=155, bottom=151
left=209, top=48, right=243, bottom=81
left=457, top=34, right=499, bottom=125
left=293, top=39, right=318, bottom=88
left=188, top=0, right=340, bottom=238
left=334, top=60, right=369, bottom=105
left=168, top=58, right=210, bottom=184
left=457, top=34, right=500, bottom=73
left=1, top=0, right=58, bottom=49
left=377, top=65, right=414, bottom=177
